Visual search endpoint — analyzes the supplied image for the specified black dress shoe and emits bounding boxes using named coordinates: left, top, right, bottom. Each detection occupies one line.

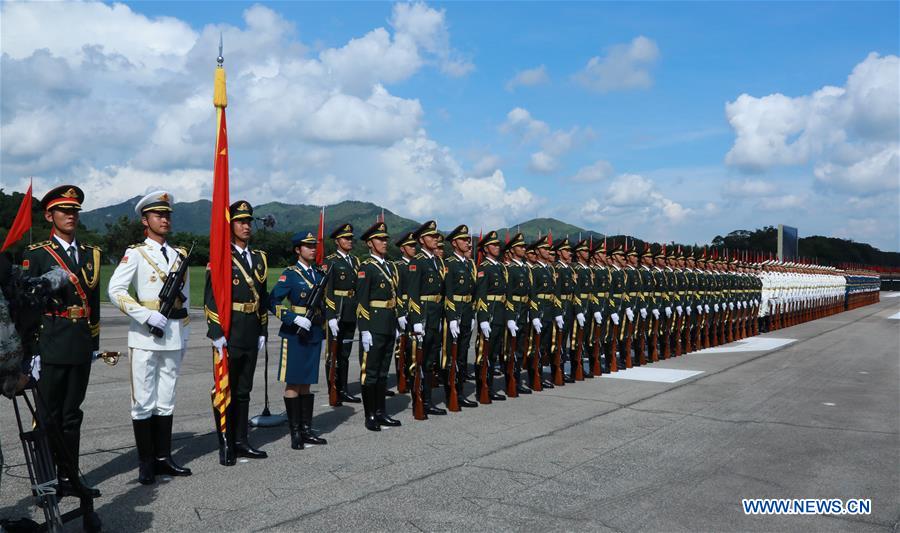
left=365, top=415, right=381, bottom=432
left=564, top=375, right=576, bottom=383
left=426, top=405, right=448, bottom=415
left=490, top=392, right=506, bottom=401
left=384, top=389, right=396, bottom=397
left=57, top=477, right=101, bottom=498
left=154, top=457, right=192, bottom=477
left=459, top=397, right=478, bottom=408
left=516, top=386, right=532, bottom=395
left=541, top=379, right=555, bottom=389
left=338, top=391, right=361, bottom=403
left=376, top=413, right=401, bottom=427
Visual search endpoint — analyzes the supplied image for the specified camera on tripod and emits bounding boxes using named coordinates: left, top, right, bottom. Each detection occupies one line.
left=1, top=254, right=102, bottom=532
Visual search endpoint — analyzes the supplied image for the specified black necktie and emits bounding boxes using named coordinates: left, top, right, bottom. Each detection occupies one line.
left=242, top=251, right=250, bottom=267
left=161, top=246, right=169, bottom=263
left=67, top=246, right=77, bottom=266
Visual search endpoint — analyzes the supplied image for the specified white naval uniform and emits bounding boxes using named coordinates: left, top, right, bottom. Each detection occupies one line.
left=108, top=238, right=191, bottom=420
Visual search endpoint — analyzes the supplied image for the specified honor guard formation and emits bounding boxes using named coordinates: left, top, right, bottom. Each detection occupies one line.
left=11, top=185, right=884, bottom=494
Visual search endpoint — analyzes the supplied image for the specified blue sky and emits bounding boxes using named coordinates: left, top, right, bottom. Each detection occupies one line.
left=2, top=1, right=898, bottom=250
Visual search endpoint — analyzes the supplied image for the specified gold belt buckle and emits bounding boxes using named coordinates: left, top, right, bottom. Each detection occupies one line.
left=68, top=305, right=85, bottom=318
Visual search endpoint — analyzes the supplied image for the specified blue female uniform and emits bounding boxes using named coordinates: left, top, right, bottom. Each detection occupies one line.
left=269, top=262, right=326, bottom=385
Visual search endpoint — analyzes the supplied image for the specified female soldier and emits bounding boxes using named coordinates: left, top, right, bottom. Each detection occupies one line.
left=268, top=232, right=328, bottom=449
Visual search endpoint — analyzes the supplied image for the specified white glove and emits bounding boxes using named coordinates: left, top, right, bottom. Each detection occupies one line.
left=328, top=318, right=339, bottom=337
left=743, top=301, right=748, bottom=309
left=413, top=323, right=424, bottom=336
left=713, top=303, right=719, bottom=313
left=398, top=315, right=408, bottom=330
left=676, top=305, right=683, bottom=315
left=625, top=308, right=635, bottom=321
left=361, top=331, right=373, bottom=352
left=258, top=336, right=266, bottom=351
left=480, top=321, right=491, bottom=338
left=212, top=337, right=227, bottom=351
left=728, top=302, right=734, bottom=310
left=554, top=315, right=564, bottom=329
left=704, top=304, right=710, bottom=314
left=448, top=319, right=460, bottom=339
left=294, top=316, right=312, bottom=331
left=147, top=311, right=168, bottom=329
left=593, top=311, right=602, bottom=324
left=640, top=308, right=647, bottom=319
left=532, top=318, right=543, bottom=334
left=686, top=306, right=692, bottom=315
left=576, top=313, right=586, bottom=327
left=30, top=355, right=41, bottom=380
left=611, top=312, right=620, bottom=325
left=652, top=309, right=660, bottom=319
left=665, top=307, right=672, bottom=318
left=696, top=305, right=702, bottom=314
left=506, top=320, right=517, bottom=337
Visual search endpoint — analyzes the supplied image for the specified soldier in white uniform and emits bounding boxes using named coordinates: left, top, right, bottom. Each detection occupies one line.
left=108, top=191, right=192, bottom=485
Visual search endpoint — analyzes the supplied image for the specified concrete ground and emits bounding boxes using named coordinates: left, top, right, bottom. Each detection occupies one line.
left=2, top=297, right=898, bottom=532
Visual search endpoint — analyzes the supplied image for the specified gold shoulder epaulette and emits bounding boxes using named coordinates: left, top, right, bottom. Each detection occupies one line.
left=254, top=249, right=267, bottom=258
left=128, top=242, right=147, bottom=249
left=83, top=243, right=103, bottom=252
left=27, top=240, right=51, bottom=250
left=415, top=252, right=426, bottom=259
left=325, top=253, right=338, bottom=260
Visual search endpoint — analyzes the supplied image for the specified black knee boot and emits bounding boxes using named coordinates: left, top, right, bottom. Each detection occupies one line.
left=362, top=384, right=380, bottom=431
left=213, top=406, right=236, bottom=466
left=152, top=415, right=192, bottom=476
left=338, top=363, right=361, bottom=403
left=375, top=381, right=401, bottom=426
left=132, top=419, right=156, bottom=484
left=284, top=396, right=303, bottom=449
left=234, top=401, right=267, bottom=459
left=299, top=394, right=328, bottom=445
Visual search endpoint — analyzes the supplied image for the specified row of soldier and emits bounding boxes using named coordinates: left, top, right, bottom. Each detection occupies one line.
left=17, top=185, right=876, bottom=492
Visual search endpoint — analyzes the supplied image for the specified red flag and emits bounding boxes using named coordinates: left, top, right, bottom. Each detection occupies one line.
left=476, top=228, right=483, bottom=264
left=1, top=180, right=32, bottom=252
left=210, top=56, right=232, bottom=431
left=315, top=207, right=325, bottom=265
left=548, top=229, right=553, bottom=247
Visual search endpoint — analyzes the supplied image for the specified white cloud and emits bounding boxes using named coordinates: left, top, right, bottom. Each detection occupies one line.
left=472, top=153, right=502, bottom=175
left=573, top=36, right=659, bottom=93
left=0, top=1, right=510, bottom=224
left=725, top=52, right=899, bottom=195
left=581, top=173, right=691, bottom=225
left=505, top=65, right=549, bottom=91
left=570, top=160, right=614, bottom=182
left=500, top=107, right=549, bottom=141
left=501, top=107, right=592, bottom=174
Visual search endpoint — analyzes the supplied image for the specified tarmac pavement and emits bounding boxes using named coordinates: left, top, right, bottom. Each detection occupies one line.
left=1, top=298, right=898, bottom=531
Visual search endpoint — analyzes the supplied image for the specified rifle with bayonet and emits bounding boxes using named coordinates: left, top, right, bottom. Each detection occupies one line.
left=149, top=243, right=194, bottom=337
left=505, top=331, right=518, bottom=397
left=411, top=334, right=426, bottom=420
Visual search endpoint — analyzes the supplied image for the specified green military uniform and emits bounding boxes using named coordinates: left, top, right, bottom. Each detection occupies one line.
left=620, top=247, right=640, bottom=368
left=474, top=230, right=509, bottom=402
left=504, top=233, right=532, bottom=393
left=392, top=232, right=416, bottom=389
left=324, top=223, right=361, bottom=404
left=528, top=236, right=560, bottom=388
left=606, top=245, right=627, bottom=371
left=589, top=241, right=612, bottom=374
left=442, top=225, right=478, bottom=406
left=23, top=185, right=101, bottom=496
left=204, top=200, right=269, bottom=462
left=636, top=247, right=655, bottom=365
left=355, top=222, right=402, bottom=431
left=553, top=239, right=576, bottom=383
left=406, top=220, right=448, bottom=414
left=571, top=239, right=593, bottom=379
